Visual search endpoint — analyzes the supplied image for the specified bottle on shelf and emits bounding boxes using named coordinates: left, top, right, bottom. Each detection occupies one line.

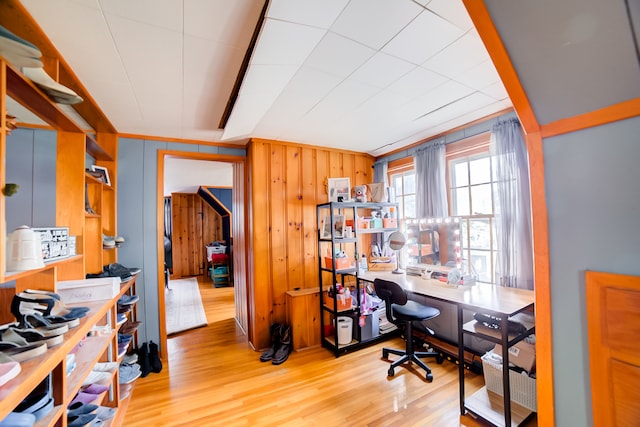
left=360, top=254, right=368, bottom=272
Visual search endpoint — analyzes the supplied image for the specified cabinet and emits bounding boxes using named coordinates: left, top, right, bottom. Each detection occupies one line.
left=317, top=201, right=399, bottom=357
left=459, top=311, right=535, bottom=427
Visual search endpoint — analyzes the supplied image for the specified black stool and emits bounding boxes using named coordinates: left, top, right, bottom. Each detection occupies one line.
left=374, top=278, right=443, bottom=381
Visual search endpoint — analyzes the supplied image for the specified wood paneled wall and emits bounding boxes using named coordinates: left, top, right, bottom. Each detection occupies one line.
left=247, top=138, right=374, bottom=350
left=171, top=193, right=224, bottom=278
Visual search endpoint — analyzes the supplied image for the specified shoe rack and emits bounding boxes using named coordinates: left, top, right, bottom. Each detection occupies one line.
left=0, top=276, right=140, bottom=425
left=0, top=0, right=133, bottom=424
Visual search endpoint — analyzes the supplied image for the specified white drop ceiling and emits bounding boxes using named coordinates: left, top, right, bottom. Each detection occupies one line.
left=16, top=0, right=511, bottom=156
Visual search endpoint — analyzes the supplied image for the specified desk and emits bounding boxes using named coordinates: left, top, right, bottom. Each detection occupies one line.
left=359, top=271, right=535, bottom=427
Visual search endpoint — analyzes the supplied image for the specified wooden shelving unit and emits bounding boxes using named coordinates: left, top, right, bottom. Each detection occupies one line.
left=0, top=1, right=129, bottom=423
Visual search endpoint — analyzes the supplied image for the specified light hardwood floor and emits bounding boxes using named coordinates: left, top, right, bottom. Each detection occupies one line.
left=124, top=276, right=537, bottom=426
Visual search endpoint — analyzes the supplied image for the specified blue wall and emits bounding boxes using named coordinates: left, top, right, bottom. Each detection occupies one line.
left=5, top=128, right=57, bottom=231
left=544, top=116, right=640, bottom=426
left=117, top=138, right=245, bottom=345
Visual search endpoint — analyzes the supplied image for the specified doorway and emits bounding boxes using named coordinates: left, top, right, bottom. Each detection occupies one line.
left=156, top=151, right=248, bottom=356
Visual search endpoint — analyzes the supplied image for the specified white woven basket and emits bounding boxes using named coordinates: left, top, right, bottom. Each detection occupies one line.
left=481, top=351, right=537, bottom=412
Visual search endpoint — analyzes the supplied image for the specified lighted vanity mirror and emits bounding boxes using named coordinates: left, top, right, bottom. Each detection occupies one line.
left=401, top=217, right=461, bottom=269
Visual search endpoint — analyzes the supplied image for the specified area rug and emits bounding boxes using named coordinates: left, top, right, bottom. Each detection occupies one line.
left=165, top=278, right=208, bottom=335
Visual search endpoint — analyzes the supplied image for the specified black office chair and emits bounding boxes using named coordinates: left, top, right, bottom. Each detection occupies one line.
left=374, top=278, right=442, bottom=381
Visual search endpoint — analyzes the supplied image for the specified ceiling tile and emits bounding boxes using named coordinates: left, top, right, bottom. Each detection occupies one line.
left=382, top=9, right=464, bottom=64
left=106, top=14, right=183, bottom=101
left=330, top=0, right=423, bottom=50
left=350, top=52, right=415, bottom=89
left=98, top=0, right=183, bottom=32
left=426, top=0, right=475, bottom=32
left=185, top=0, right=263, bottom=46
left=267, top=0, right=348, bottom=28
left=303, top=32, right=375, bottom=78
left=223, top=64, right=299, bottom=139
left=453, top=59, right=501, bottom=91
left=481, top=81, right=510, bottom=101
left=422, top=30, right=489, bottom=77
left=261, top=68, right=343, bottom=121
left=385, top=66, right=449, bottom=99
left=251, top=19, right=326, bottom=65
left=399, top=80, right=475, bottom=120
left=306, top=79, right=380, bottom=120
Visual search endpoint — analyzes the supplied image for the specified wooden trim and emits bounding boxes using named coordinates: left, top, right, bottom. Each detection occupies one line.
left=0, top=60, right=6, bottom=282
left=378, top=108, right=512, bottom=160
left=463, top=1, right=552, bottom=424
left=541, top=98, right=640, bottom=138
left=156, top=151, right=167, bottom=359
left=526, top=131, right=554, bottom=426
left=462, top=1, right=539, bottom=135
left=250, top=138, right=376, bottom=159
left=156, top=149, right=247, bottom=358
left=446, top=132, right=491, bottom=160
left=387, top=157, right=413, bottom=173
left=117, top=132, right=248, bottom=149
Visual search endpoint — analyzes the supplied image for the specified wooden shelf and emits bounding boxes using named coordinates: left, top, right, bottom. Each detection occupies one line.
left=465, top=387, right=533, bottom=427
left=5, top=64, right=83, bottom=133
left=86, top=134, right=113, bottom=161
left=3, top=255, right=83, bottom=283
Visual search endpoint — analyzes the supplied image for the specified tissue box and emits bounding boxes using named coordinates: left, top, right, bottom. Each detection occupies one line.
left=57, top=277, right=122, bottom=303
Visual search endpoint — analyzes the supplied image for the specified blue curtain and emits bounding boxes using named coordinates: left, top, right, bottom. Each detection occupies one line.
left=414, top=141, right=448, bottom=217
left=373, top=160, right=388, bottom=185
left=491, top=118, right=534, bottom=289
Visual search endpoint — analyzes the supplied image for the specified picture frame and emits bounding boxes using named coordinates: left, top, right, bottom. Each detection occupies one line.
left=91, top=165, right=111, bottom=186
left=327, top=177, right=350, bottom=202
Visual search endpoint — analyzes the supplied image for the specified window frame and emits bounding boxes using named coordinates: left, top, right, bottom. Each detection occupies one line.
left=446, top=132, right=498, bottom=283
left=387, top=157, right=416, bottom=220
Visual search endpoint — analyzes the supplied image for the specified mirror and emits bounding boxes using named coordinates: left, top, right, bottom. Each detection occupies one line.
left=401, top=218, right=461, bottom=269
left=387, top=231, right=406, bottom=274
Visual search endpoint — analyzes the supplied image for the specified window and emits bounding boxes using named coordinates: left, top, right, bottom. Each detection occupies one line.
left=447, top=134, right=497, bottom=283
left=387, top=134, right=498, bottom=284
left=388, top=158, right=416, bottom=219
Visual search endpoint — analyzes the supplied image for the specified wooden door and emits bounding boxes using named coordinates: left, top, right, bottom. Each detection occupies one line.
left=586, top=271, right=640, bottom=426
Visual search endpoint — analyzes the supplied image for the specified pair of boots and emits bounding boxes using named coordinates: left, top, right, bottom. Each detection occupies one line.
left=138, top=341, right=162, bottom=377
left=259, top=323, right=291, bottom=365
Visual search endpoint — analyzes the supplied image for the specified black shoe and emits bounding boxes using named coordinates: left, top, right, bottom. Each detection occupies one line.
left=107, top=263, right=141, bottom=278
left=259, top=323, right=280, bottom=362
left=272, top=324, right=291, bottom=365
left=138, top=342, right=151, bottom=378
left=149, top=341, right=162, bottom=373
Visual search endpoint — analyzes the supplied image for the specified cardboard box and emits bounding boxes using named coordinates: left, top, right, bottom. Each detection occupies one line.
left=57, top=277, right=122, bottom=303
left=493, top=340, right=536, bottom=372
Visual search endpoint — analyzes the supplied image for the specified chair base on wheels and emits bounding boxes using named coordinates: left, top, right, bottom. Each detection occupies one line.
left=382, top=345, right=442, bottom=381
